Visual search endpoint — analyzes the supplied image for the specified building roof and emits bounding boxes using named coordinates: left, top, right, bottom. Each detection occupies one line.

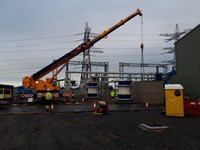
left=165, top=84, right=184, bottom=90
left=175, top=24, right=200, bottom=45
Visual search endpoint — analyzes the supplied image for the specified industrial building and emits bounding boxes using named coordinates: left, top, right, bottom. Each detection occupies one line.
left=170, top=24, right=200, bottom=100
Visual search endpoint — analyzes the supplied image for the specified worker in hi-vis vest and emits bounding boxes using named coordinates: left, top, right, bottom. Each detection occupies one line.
left=110, top=90, right=115, bottom=100
left=45, top=89, right=53, bottom=111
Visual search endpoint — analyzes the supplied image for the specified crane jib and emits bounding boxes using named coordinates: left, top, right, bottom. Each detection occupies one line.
left=31, top=9, right=142, bottom=81
left=31, top=42, right=90, bottom=80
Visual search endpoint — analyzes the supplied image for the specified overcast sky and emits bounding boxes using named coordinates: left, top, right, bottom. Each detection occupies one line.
left=0, top=0, right=200, bottom=86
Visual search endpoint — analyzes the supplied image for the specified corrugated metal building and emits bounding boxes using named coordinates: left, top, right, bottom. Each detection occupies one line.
left=170, top=24, right=200, bottom=100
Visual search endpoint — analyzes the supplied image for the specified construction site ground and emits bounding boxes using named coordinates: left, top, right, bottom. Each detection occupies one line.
left=0, top=103, right=200, bottom=150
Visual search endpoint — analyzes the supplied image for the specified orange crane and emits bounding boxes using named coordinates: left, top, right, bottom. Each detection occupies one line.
left=22, top=9, right=143, bottom=96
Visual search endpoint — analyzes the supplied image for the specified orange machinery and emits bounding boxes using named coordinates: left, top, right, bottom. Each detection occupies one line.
left=22, top=9, right=143, bottom=96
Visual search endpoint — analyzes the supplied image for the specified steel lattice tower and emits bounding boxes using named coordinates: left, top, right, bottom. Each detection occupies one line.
left=80, top=22, right=92, bottom=85
left=160, top=24, right=191, bottom=68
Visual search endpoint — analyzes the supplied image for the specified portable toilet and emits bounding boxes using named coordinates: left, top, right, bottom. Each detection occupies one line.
left=165, top=84, right=184, bottom=117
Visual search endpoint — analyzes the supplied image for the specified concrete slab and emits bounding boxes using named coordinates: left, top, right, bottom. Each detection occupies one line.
left=138, top=122, right=169, bottom=132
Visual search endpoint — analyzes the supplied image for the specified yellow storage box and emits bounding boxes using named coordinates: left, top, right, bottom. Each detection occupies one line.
left=165, top=84, right=184, bottom=117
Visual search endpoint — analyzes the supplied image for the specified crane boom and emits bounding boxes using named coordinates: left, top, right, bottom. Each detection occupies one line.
left=23, top=9, right=142, bottom=91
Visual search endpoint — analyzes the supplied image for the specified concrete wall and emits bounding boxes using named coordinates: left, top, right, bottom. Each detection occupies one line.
left=132, top=81, right=164, bottom=104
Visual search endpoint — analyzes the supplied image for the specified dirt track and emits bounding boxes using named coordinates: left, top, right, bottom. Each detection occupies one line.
left=0, top=110, right=200, bottom=150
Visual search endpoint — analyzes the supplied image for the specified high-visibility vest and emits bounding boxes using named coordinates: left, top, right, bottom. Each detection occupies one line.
left=45, top=92, right=53, bottom=100
left=116, top=91, right=118, bottom=96
left=110, top=91, right=115, bottom=97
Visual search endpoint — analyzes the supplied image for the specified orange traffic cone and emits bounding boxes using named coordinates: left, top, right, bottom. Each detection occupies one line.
left=50, top=103, right=55, bottom=112
left=145, top=102, right=148, bottom=110
left=93, top=100, right=97, bottom=111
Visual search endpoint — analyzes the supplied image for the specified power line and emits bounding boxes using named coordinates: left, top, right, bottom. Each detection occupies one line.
left=0, top=38, right=163, bottom=49
left=0, top=57, right=54, bottom=62
left=0, top=48, right=67, bottom=53
left=110, top=33, right=160, bottom=36
left=0, top=46, right=165, bottom=53
left=0, top=33, right=161, bottom=43
left=0, top=67, right=42, bottom=71
left=0, top=53, right=163, bottom=62
left=0, top=34, right=76, bottom=43
left=100, top=39, right=163, bottom=42
left=0, top=40, right=75, bottom=48
left=101, top=47, right=163, bottom=50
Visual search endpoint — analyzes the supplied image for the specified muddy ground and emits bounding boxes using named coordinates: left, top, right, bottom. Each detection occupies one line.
left=0, top=110, right=200, bottom=150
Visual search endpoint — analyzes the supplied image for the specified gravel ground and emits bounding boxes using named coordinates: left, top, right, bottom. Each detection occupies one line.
left=0, top=110, right=200, bottom=150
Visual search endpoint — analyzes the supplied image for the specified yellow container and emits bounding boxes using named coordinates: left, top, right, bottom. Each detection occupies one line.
left=165, top=84, right=184, bottom=117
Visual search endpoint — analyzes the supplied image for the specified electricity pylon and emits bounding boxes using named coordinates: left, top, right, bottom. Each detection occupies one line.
left=160, top=24, right=191, bottom=68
